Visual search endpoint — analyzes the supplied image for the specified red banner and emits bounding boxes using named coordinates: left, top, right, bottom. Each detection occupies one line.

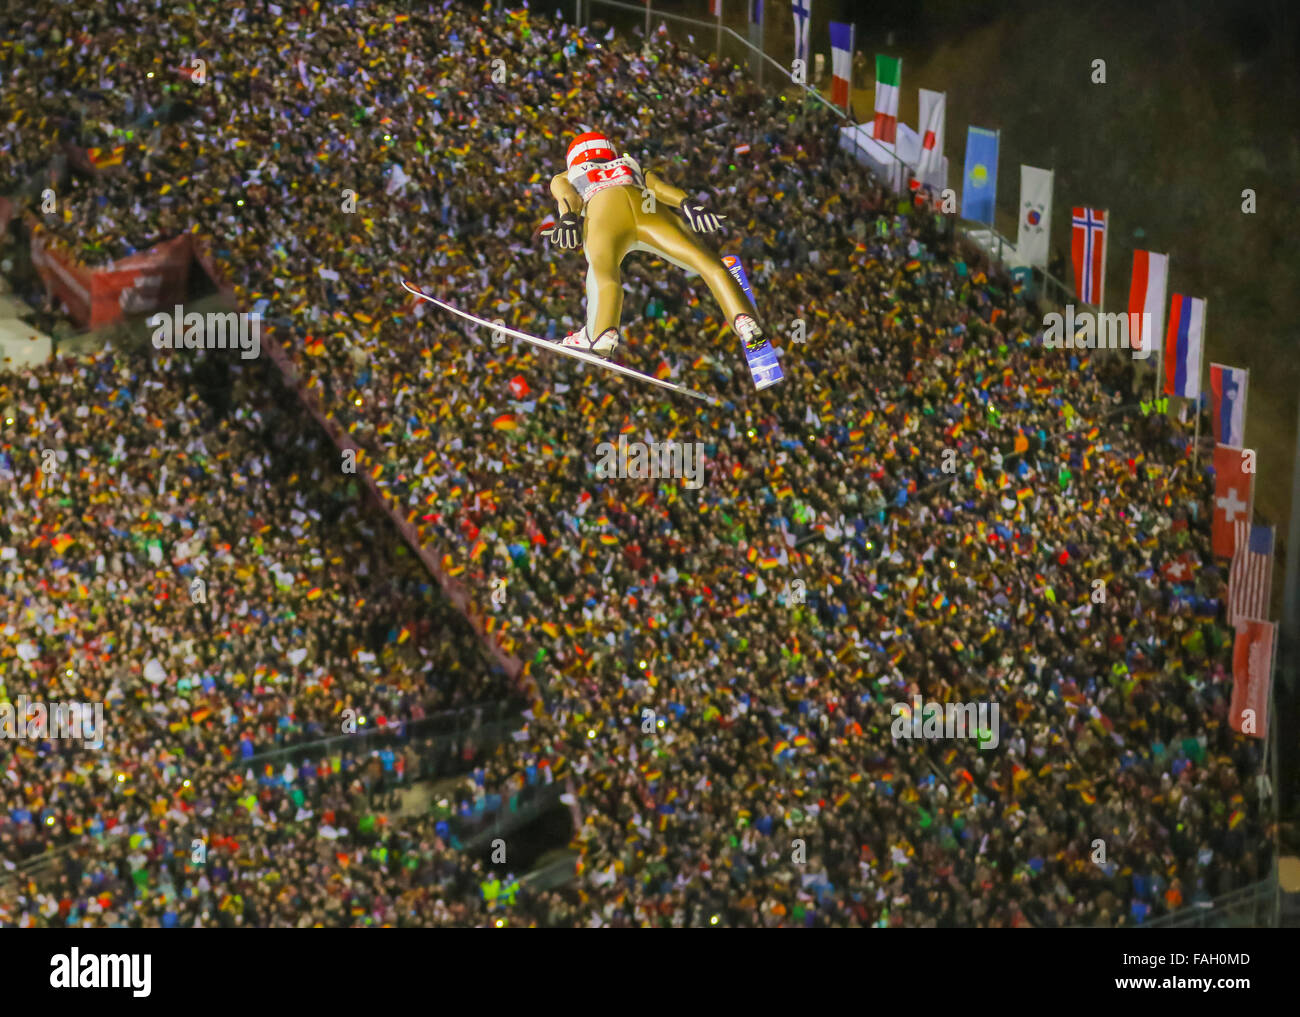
left=29, top=227, right=191, bottom=328
left=1212, top=443, right=1253, bottom=559
left=29, top=229, right=94, bottom=325
left=1230, top=619, right=1274, bottom=739
left=91, top=235, right=193, bottom=327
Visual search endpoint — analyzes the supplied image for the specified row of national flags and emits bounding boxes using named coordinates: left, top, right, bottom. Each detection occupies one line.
left=704, top=3, right=857, bottom=111
left=1209, top=436, right=1275, bottom=741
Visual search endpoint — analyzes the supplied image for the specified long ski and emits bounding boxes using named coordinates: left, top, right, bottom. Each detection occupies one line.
left=400, top=280, right=721, bottom=407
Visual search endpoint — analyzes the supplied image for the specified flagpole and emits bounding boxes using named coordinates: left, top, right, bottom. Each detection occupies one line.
left=1242, top=366, right=1250, bottom=449
left=1193, top=299, right=1206, bottom=468
left=1269, top=617, right=1281, bottom=924
left=1154, top=318, right=1162, bottom=405
left=995, top=129, right=1003, bottom=264
left=1099, top=209, right=1109, bottom=316
left=1155, top=252, right=1168, bottom=402
left=716, top=1, right=722, bottom=62
left=848, top=24, right=855, bottom=117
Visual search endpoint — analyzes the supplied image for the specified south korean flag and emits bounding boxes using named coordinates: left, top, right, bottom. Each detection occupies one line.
left=1017, top=165, right=1054, bottom=270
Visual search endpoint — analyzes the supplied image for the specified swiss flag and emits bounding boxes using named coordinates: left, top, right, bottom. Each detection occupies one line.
left=1212, top=443, right=1253, bottom=559
left=1160, top=551, right=1199, bottom=583
left=509, top=374, right=530, bottom=399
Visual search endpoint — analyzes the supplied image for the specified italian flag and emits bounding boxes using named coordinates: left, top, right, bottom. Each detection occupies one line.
left=873, top=55, right=901, bottom=143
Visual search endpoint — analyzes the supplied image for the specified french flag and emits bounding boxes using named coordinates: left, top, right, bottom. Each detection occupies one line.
left=829, top=21, right=854, bottom=110
left=1209, top=363, right=1248, bottom=448
left=1163, top=294, right=1206, bottom=399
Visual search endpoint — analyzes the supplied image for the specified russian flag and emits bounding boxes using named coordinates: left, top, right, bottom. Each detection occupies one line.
left=1162, top=294, right=1205, bottom=399
left=1209, top=363, right=1248, bottom=448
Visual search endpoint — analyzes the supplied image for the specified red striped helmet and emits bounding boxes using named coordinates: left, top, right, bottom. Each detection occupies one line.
left=566, top=131, right=616, bottom=169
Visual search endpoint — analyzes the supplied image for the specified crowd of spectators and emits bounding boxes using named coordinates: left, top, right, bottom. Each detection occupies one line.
left=0, top=0, right=1272, bottom=926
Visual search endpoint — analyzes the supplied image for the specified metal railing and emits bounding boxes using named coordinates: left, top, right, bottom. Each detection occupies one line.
left=456, top=782, right=569, bottom=852
left=236, top=698, right=521, bottom=771
left=1139, top=876, right=1280, bottom=929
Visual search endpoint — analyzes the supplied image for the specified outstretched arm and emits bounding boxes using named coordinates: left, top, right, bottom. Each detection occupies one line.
left=644, top=170, right=689, bottom=210
left=646, top=168, right=725, bottom=234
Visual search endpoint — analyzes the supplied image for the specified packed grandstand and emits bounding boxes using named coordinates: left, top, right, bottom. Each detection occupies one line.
left=0, top=1, right=1274, bottom=927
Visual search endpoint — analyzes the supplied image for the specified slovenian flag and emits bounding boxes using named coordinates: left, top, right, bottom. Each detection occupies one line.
left=829, top=22, right=854, bottom=110
left=873, top=55, right=901, bottom=142
left=1209, top=363, right=1248, bottom=448
left=1163, top=295, right=1206, bottom=399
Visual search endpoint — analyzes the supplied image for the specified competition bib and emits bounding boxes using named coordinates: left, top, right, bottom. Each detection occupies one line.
left=568, top=155, right=643, bottom=202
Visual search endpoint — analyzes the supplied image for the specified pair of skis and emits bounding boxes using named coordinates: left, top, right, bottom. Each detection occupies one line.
left=400, top=279, right=720, bottom=406
left=401, top=266, right=783, bottom=405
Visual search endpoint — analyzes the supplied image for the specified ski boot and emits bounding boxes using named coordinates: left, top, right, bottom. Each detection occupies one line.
left=560, top=325, right=620, bottom=358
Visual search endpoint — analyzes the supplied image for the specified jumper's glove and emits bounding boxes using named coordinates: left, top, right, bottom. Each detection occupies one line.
left=682, top=201, right=726, bottom=234
left=546, top=211, right=583, bottom=250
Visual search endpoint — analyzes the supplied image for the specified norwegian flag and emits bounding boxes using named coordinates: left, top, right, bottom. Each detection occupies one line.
left=1071, top=207, right=1108, bottom=307
left=1212, top=443, right=1253, bottom=559
left=1228, top=521, right=1273, bottom=626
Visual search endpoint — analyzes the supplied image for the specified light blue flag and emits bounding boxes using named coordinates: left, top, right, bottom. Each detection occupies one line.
left=962, top=126, right=1000, bottom=225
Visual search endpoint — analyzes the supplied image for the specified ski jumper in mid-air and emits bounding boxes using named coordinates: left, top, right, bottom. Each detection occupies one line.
left=547, top=131, right=767, bottom=358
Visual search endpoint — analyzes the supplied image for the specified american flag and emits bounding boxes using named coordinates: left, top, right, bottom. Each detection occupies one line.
left=1228, top=521, right=1273, bottom=626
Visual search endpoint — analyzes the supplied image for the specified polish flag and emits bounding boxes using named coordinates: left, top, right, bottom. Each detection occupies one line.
left=1127, top=250, right=1167, bottom=358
